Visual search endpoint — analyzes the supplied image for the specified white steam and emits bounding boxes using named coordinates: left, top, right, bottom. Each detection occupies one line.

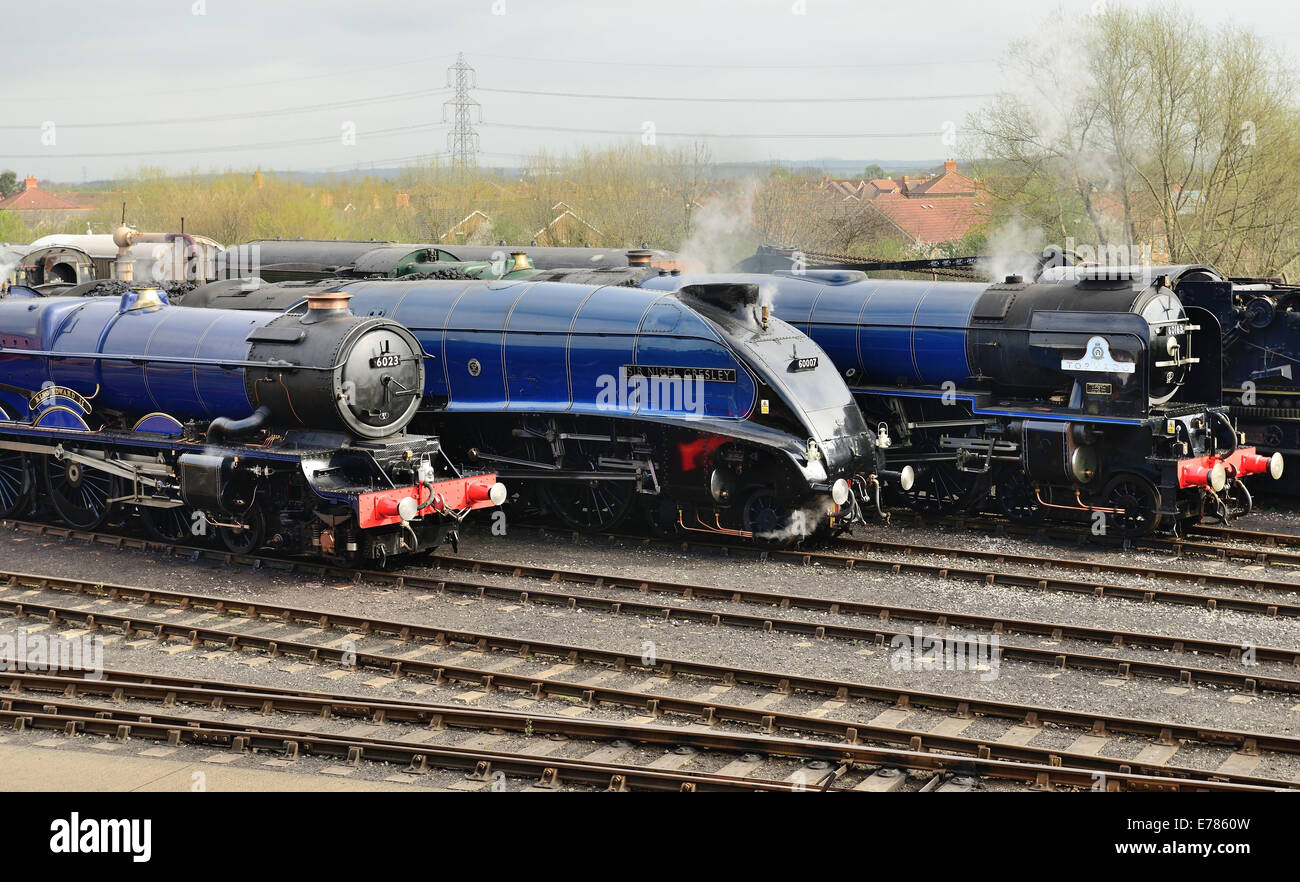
left=976, top=218, right=1047, bottom=283
left=677, top=179, right=758, bottom=272
left=756, top=501, right=834, bottom=544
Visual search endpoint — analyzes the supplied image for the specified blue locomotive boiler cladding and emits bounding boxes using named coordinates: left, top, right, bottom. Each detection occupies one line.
left=0, top=288, right=504, bottom=562
left=639, top=268, right=1281, bottom=536
left=181, top=277, right=898, bottom=542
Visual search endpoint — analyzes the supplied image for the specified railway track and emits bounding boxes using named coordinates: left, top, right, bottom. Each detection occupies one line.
left=2, top=519, right=1298, bottom=789
left=1, top=518, right=1296, bottom=680
left=1, top=568, right=1299, bottom=789
left=889, top=513, right=1300, bottom=569
left=506, top=520, right=1300, bottom=597
left=2, top=696, right=798, bottom=793
left=2, top=668, right=1289, bottom=792
left=2, top=563, right=1297, bottom=695
left=431, top=543, right=1300, bottom=618
left=8, top=516, right=1300, bottom=619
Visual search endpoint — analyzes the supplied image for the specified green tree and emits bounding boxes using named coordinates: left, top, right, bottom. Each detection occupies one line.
left=969, top=5, right=1300, bottom=276
left=0, top=170, right=16, bottom=198
left=861, top=164, right=886, bottom=180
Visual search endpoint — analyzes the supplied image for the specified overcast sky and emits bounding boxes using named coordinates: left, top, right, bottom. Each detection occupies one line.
left=3, top=0, right=1297, bottom=183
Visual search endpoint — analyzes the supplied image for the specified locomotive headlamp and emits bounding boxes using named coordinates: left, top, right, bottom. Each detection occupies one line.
left=831, top=479, right=851, bottom=506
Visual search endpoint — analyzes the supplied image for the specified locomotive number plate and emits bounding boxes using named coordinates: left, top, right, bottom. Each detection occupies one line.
left=790, top=357, right=819, bottom=372
left=370, top=354, right=403, bottom=369
left=1085, top=382, right=1112, bottom=395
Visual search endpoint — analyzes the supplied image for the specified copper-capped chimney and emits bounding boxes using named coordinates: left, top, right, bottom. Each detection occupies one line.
left=627, top=250, right=653, bottom=267
left=303, top=289, right=353, bottom=323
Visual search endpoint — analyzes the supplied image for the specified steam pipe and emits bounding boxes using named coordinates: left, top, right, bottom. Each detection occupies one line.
left=207, top=405, right=271, bottom=442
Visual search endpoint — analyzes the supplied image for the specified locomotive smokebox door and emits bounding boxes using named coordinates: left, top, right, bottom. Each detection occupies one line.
left=243, top=295, right=426, bottom=439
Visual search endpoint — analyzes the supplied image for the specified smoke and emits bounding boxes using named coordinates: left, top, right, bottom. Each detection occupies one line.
left=677, top=179, right=759, bottom=272
left=976, top=217, right=1047, bottom=283
left=0, top=247, right=21, bottom=289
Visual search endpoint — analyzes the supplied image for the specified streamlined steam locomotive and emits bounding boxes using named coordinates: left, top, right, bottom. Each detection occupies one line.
left=182, top=276, right=898, bottom=542
left=641, top=268, right=1281, bottom=535
left=0, top=287, right=503, bottom=563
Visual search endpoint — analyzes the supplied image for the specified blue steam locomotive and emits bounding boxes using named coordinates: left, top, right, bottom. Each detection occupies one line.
left=0, top=287, right=503, bottom=562
left=639, top=268, right=1281, bottom=536
left=181, top=277, right=898, bottom=542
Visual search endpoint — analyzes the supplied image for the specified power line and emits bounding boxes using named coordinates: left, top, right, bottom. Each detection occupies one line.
left=4, top=55, right=460, bottom=102
left=478, top=121, right=947, bottom=140
left=1, top=122, right=447, bottom=160
left=478, top=87, right=994, bottom=103
left=0, top=88, right=452, bottom=131
left=473, top=52, right=997, bottom=70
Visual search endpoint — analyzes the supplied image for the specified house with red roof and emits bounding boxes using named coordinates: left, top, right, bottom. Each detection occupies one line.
left=815, top=160, right=989, bottom=247
left=0, top=177, right=93, bottom=229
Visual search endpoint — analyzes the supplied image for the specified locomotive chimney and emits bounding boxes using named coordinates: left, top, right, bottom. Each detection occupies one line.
left=303, top=290, right=353, bottom=322
left=628, top=250, right=652, bottom=267
left=113, top=224, right=136, bottom=281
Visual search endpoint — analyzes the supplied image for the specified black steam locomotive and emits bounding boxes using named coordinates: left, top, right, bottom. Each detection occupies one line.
left=0, top=287, right=503, bottom=563
left=641, top=267, right=1282, bottom=536
left=1145, top=265, right=1300, bottom=494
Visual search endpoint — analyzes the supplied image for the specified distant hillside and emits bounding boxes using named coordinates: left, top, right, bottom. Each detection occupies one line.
left=57, top=158, right=945, bottom=190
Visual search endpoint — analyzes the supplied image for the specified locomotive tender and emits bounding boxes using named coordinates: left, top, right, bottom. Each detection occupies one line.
left=0, top=287, right=503, bottom=562
left=182, top=276, right=895, bottom=542
left=641, top=267, right=1281, bottom=535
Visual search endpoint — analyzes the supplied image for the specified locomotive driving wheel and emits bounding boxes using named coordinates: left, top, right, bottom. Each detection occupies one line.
left=642, top=497, right=683, bottom=538
left=0, top=405, right=32, bottom=520
left=537, top=437, right=636, bottom=534
left=1099, top=474, right=1162, bottom=537
left=995, top=469, right=1042, bottom=523
left=0, top=449, right=32, bottom=520
left=898, top=444, right=989, bottom=514
left=43, top=455, right=120, bottom=530
left=139, top=506, right=200, bottom=544
left=218, top=506, right=267, bottom=555
left=742, top=488, right=800, bottom=547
